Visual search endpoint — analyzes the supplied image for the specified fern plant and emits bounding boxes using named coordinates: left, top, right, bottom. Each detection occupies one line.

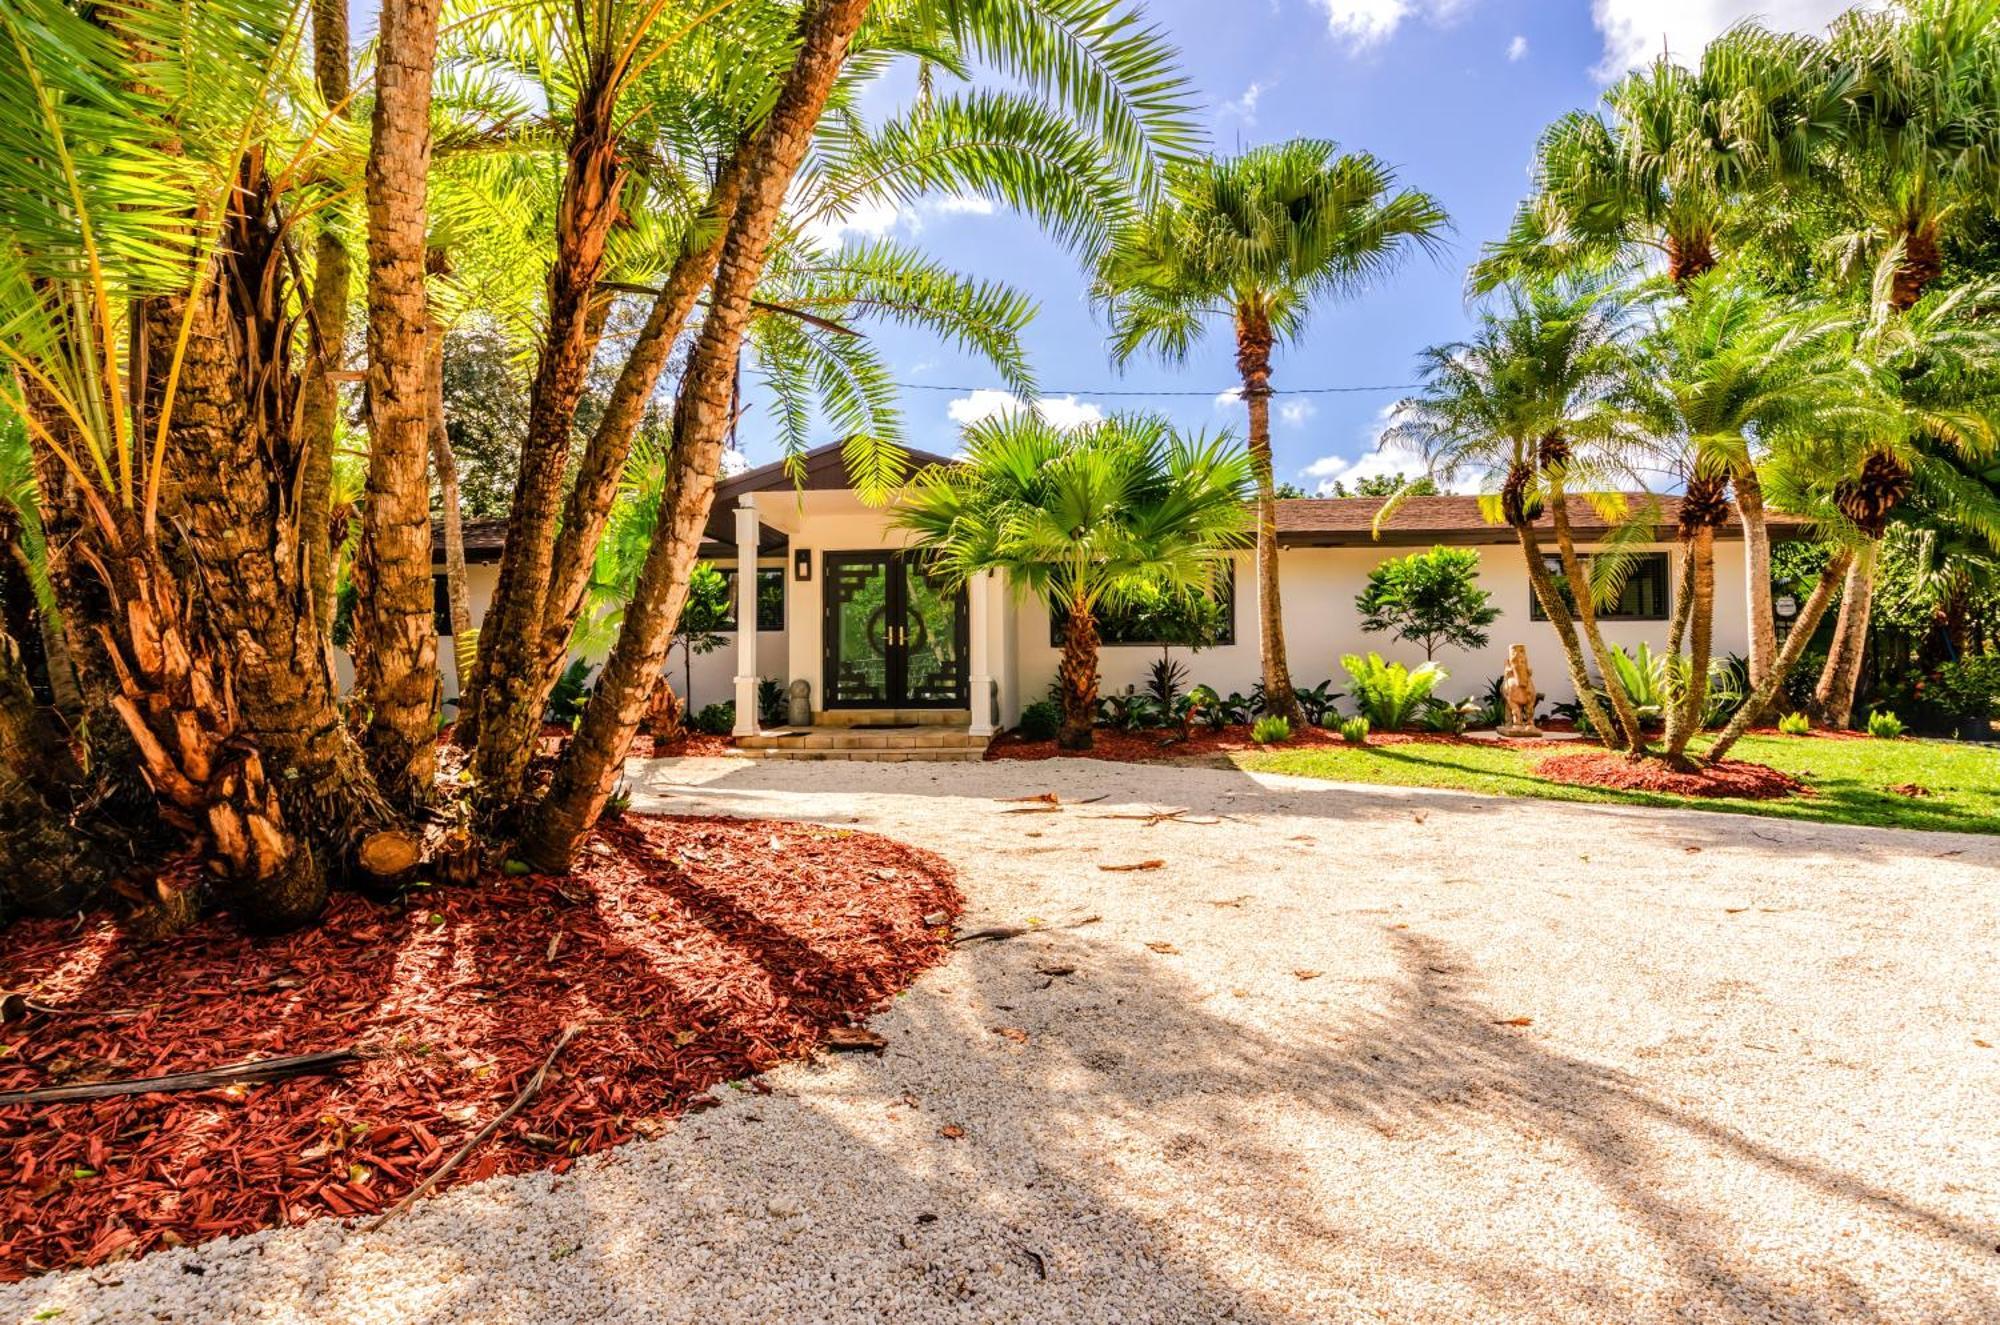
left=1867, top=710, right=1906, bottom=739
left=1340, top=716, right=1371, bottom=745
left=1777, top=711, right=1812, bottom=735
left=1341, top=653, right=1448, bottom=731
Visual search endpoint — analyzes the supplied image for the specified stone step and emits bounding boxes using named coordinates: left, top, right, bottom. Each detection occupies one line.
left=810, top=708, right=971, bottom=729
left=738, top=726, right=988, bottom=752
left=741, top=748, right=985, bottom=762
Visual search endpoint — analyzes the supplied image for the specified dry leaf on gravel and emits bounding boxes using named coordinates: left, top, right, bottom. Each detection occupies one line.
left=1099, top=860, right=1165, bottom=873
left=1146, top=942, right=1181, bottom=955
left=992, top=1027, right=1029, bottom=1044
left=1493, top=1017, right=1534, bottom=1027
left=1293, top=970, right=1322, bottom=981
left=937, top=1125, right=966, bottom=1140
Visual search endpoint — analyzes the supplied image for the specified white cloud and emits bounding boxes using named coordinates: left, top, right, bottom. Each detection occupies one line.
left=1507, top=33, right=1529, bottom=61
left=721, top=448, right=751, bottom=477
left=1218, top=80, right=1268, bottom=126
left=1312, top=0, right=1467, bottom=51
left=1590, top=0, right=1856, bottom=78
left=947, top=389, right=1105, bottom=432
left=1278, top=397, right=1319, bottom=428
left=1213, top=387, right=1243, bottom=409
left=800, top=191, right=996, bottom=249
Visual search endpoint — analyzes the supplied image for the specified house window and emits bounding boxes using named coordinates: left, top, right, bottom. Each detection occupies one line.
left=433, top=575, right=454, bottom=637
left=1049, top=564, right=1237, bottom=647
left=1528, top=552, right=1671, bottom=622
left=717, top=566, right=786, bottom=632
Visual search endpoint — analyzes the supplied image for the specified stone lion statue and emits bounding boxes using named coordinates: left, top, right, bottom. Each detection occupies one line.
left=1499, top=644, right=1541, bottom=737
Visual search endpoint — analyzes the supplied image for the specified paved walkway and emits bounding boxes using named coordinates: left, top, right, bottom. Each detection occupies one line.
left=6, top=757, right=1996, bottom=1323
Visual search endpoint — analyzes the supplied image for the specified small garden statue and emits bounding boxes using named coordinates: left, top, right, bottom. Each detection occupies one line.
left=787, top=679, right=813, bottom=728
left=1498, top=644, right=1541, bottom=738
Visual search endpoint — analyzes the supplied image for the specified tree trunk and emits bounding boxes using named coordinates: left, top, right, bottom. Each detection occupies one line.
left=1734, top=465, right=1775, bottom=702
left=1056, top=604, right=1099, bottom=751
left=428, top=310, right=477, bottom=704
left=1234, top=309, right=1301, bottom=724
left=1708, top=549, right=1852, bottom=761
left=1547, top=485, right=1645, bottom=752
left=1516, top=523, right=1616, bottom=742
left=642, top=673, right=685, bottom=743
left=525, top=145, right=752, bottom=710
left=356, top=0, right=444, bottom=807
left=1812, top=538, right=1879, bottom=728
left=518, top=0, right=876, bottom=871
left=1663, top=525, right=1715, bottom=764
left=300, top=0, right=353, bottom=640
left=467, top=74, right=629, bottom=814
left=1890, top=223, right=1942, bottom=313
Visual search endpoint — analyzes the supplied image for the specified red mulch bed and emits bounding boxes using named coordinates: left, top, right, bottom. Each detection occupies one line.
left=0, top=816, right=959, bottom=1279
left=632, top=732, right=739, bottom=759
left=1534, top=752, right=1810, bottom=800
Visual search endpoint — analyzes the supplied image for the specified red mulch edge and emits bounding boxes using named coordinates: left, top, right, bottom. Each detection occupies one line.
left=1534, top=752, right=1810, bottom=800
left=985, top=723, right=1583, bottom=762
left=0, top=816, right=960, bottom=1279
left=632, top=732, right=739, bottom=759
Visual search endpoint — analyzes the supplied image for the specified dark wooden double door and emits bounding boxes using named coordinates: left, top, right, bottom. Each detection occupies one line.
left=822, top=552, right=968, bottom=709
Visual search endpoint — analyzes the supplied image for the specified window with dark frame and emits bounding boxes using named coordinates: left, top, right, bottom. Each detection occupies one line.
left=717, top=566, right=786, bottom=632
left=1527, top=551, right=1671, bottom=622
left=1048, top=563, right=1237, bottom=647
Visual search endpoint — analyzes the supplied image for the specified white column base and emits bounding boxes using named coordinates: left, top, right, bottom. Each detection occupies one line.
left=733, top=675, right=761, bottom=736
left=967, top=674, right=995, bottom=737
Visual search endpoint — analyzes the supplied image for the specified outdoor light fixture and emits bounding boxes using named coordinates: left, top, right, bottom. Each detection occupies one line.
left=795, top=548, right=812, bottom=581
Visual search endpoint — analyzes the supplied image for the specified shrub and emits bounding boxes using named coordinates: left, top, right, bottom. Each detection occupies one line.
left=545, top=658, right=593, bottom=725
left=1098, top=690, right=1167, bottom=731
left=1605, top=644, right=1668, bottom=726
left=1355, top=545, right=1498, bottom=660
left=1146, top=654, right=1189, bottom=709
left=692, top=702, right=735, bottom=736
left=1420, top=700, right=1467, bottom=734
left=1867, top=709, right=1906, bottom=739
left=1295, top=679, right=1344, bottom=727
left=757, top=677, right=788, bottom=727
left=1181, top=684, right=1224, bottom=732
left=1250, top=714, right=1292, bottom=745
left=1341, top=652, right=1447, bottom=730
left=1777, top=711, right=1812, bottom=736
left=1340, top=715, right=1371, bottom=745
left=1017, top=700, right=1061, bottom=742
left=1923, top=656, right=2000, bottom=726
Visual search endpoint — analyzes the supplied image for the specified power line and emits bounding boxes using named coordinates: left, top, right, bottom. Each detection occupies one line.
left=890, top=381, right=1418, bottom=398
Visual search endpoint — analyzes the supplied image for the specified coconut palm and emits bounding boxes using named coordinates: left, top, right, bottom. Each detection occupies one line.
left=1631, top=277, right=1880, bottom=758
left=1386, top=282, right=1651, bottom=750
left=1096, top=139, right=1447, bottom=724
left=896, top=412, right=1252, bottom=750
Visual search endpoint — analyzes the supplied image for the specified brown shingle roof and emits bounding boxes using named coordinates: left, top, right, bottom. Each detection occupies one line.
left=1274, top=495, right=1807, bottom=547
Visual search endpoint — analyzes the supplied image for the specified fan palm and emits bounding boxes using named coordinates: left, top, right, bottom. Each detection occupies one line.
left=896, top=412, right=1252, bottom=749
left=1096, top=138, right=1447, bottom=724
left=1385, top=283, right=1650, bottom=750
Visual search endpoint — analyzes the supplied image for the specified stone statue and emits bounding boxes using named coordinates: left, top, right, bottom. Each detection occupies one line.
left=1498, top=644, right=1541, bottom=738
left=787, top=678, right=813, bottom=728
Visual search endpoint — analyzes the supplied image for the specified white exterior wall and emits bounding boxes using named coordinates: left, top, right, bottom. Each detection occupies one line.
left=1009, top=541, right=1751, bottom=717
left=377, top=510, right=1755, bottom=730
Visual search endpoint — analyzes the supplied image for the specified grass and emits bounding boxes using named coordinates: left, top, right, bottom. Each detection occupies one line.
left=1237, top=733, right=2000, bottom=836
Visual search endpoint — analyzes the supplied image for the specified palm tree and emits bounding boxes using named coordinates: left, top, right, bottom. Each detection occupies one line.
left=1096, top=139, right=1447, bottom=724
left=1632, top=277, right=1876, bottom=758
left=1811, top=272, right=2000, bottom=725
left=1386, top=283, right=1648, bottom=750
left=1475, top=26, right=1854, bottom=695
left=897, top=412, right=1252, bottom=749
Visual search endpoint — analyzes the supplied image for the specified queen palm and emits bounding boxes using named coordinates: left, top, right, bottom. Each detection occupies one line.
left=1096, top=139, right=1447, bottom=725
left=1387, top=282, right=1649, bottom=752
left=896, top=412, right=1252, bottom=750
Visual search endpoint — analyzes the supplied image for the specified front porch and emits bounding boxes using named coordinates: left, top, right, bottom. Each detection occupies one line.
left=736, top=708, right=989, bottom=762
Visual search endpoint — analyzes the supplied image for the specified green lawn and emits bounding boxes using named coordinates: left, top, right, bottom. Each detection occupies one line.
left=1237, top=733, right=2000, bottom=835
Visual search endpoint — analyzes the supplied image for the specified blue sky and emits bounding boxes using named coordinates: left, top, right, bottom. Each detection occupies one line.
left=785, top=0, right=1859, bottom=492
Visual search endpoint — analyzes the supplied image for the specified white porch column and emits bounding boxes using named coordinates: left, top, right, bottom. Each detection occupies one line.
left=732, top=501, right=761, bottom=735
left=966, top=570, right=994, bottom=736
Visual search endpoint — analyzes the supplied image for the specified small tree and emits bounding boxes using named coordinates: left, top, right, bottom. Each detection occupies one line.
left=1356, top=546, right=1499, bottom=660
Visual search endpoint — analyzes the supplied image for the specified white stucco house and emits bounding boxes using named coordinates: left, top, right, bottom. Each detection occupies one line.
left=432, top=442, right=1793, bottom=750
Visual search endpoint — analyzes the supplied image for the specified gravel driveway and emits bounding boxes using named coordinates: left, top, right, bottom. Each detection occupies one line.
left=7, top=757, right=1997, bottom=1324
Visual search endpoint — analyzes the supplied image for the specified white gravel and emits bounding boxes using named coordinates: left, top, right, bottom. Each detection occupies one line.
left=7, top=756, right=1998, bottom=1324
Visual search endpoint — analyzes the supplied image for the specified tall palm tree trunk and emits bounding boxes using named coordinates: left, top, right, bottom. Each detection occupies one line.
left=519, top=0, right=877, bottom=871
left=356, top=0, right=444, bottom=808
left=1516, top=523, right=1616, bottom=741
left=467, top=76, right=627, bottom=812
left=527, top=146, right=752, bottom=704
left=1056, top=604, right=1099, bottom=750
left=1663, top=525, right=1715, bottom=764
left=1812, top=539, right=1879, bottom=728
left=1708, top=549, right=1852, bottom=761
left=300, top=0, right=352, bottom=639
left=1234, top=307, right=1301, bottom=724
left=1734, top=465, right=1776, bottom=698
left=1545, top=477, right=1644, bottom=752
left=429, top=310, right=476, bottom=694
